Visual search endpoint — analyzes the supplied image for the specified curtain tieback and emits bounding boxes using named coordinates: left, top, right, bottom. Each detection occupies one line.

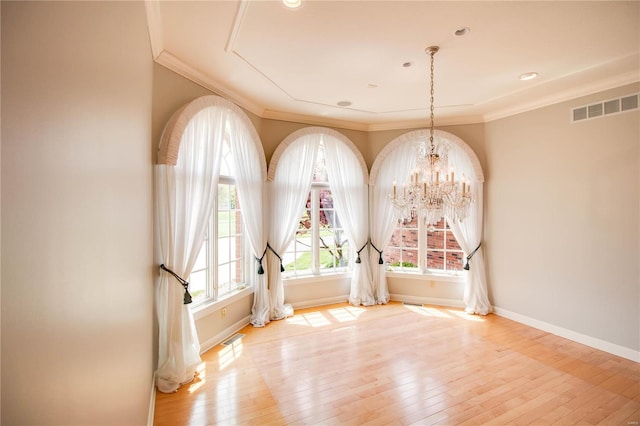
left=266, top=242, right=285, bottom=272
left=464, top=243, right=482, bottom=271
left=159, top=264, right=192, bottom=304
left=355, top=241, right=369, bottom=264
left=255, top=246, right=268, bottom=275
left=370, top=240, right=385, bottom=265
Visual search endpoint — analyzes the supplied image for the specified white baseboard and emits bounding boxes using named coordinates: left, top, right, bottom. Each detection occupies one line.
left=389, top=293, right=465, bottom=309
left=493, top=306, right=640, bottom=363
left=199, top=315, right=251, bottom=355
left=147, top=374, right=156, bottom=426
left=289, top=295, right=349, bottom=310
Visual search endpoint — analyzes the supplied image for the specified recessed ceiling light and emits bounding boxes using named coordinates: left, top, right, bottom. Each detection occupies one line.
left=519, top=72, right=539, bottom=81
left=282, top=0, right=301, bottom=9
left=337, top=101, right=352, bottom=107
left=455, top=27, right=470, bottom=36
left=367, top=83, right=378, bottom=88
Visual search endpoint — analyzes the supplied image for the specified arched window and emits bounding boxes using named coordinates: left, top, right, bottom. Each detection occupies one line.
left=369, top=129, right=490, bottom=314
left=188, top=126, right=246, bottom=304
left=155, top=95, right=266, bottom=392
left=266, top=127, right=373, bottom=312
left=283, top=140, right=351, bottom=275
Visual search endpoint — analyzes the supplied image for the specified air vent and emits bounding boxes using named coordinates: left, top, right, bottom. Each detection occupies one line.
left=222, top=333, right=245, bottom=346
left=572, top=93, right=639, bottom=123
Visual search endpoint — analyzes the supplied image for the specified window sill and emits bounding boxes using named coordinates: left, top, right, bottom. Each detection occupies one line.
left=283, top=271, right=352, bottom=286
left=385, top=270, right=465, bottom=283
left=190, top=286, right=254, bottom=321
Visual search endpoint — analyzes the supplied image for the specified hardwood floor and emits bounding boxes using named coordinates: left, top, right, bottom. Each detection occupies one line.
left=154, top=302, right=640, bottom=425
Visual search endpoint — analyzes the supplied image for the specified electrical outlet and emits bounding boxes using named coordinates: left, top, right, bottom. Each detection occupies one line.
left=221, top=307, right=227, bottom=318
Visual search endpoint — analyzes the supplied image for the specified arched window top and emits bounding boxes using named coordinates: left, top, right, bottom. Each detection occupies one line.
left=369, top=129, right=484, bottom=184
left=268, top=127, right=368, bottom=183
left=157, top=95, right=267, bottom=181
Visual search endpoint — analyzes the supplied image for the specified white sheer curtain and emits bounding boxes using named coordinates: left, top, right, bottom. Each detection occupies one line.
left=370, top=141, right=418, bottom=303
left=323, top=135, right=374, bottom=306
left=267, top=134, right=320, bottom=319
left=154, top=107, right=224, bottom=393
left=444, top=142, right=491, bottom=314
left=446, top=184, right=491, bottom=314
left=226, top=119, right=270, bottom=327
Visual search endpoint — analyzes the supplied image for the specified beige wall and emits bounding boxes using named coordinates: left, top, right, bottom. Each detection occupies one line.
left=2, top=2, right=154, bottom=424
left=485, top=83, right=640, bottom=352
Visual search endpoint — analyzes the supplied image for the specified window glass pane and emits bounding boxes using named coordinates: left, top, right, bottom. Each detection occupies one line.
left=215, top=182, right=243, bottom=298
left=229, top=235, right=242, bottom=261
left=446, top=231, right=461, bottom=251
left=401, top=248, right=419, bottom=268
left=193, top=239, right=207, bottom=271
left=189, top=269, right=207, bottom=303
left=427, top=230, right=444, bottom=249
left=318, top=189, right=349, bottom=271
left=284, top=204, right=312, bottom=272
left=285, top=231, right=312, bottom=272
left=217, top=263, right=231, bottom=297
left=218, top=237, right=230, bottom=264
left=219, top=184, right=231, bottom=209
left=230, top=260, right=243, bottom=286
left=218, top=212, right=230, bottom=238
left=424, top=219, right=465, bottom=271
left=446, top=252, right=464, bottom=271
left=389, top=229, right=403, bottom=248
left=386, top=216, right=418, bottom=268
left=385, top=247, right=400, bottom=265
left=427, top=250, right=444, bottom=270
left=402, top=229, right=418, bottom=248
left=232, top=210, right=242, bottom=235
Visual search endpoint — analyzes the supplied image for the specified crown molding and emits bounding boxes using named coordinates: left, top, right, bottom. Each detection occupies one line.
left=155, top=50, right=266, bottom=119
left=262, top=110, right=485, bottom=132
left=153, top=49, right=638, bottom=130
left=144, top=0, right=163, bottom=60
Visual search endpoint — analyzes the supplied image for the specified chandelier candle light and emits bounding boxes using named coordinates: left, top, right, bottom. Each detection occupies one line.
left=390, top=46, right=473, bottom=226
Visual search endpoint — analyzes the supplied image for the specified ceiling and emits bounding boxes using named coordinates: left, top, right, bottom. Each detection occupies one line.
left=146, top=1, right=640, bottom=131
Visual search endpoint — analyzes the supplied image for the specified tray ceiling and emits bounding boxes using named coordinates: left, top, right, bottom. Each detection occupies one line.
left=146, top=1, right=640, bottom=130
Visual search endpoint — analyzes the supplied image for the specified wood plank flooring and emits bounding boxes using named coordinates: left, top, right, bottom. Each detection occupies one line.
left=154, top=302, right=640, bottom=425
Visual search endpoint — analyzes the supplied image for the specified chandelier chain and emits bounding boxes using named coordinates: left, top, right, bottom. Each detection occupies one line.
left=429, top=49, right=435, bottom=151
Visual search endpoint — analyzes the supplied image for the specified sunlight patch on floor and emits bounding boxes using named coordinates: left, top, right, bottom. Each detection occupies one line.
left=327, top=306, right=365, bottom=322
left=403, top=304, right=454, bottom=318
left=218, top=340, right=243, bottom=370
left=447, top=309, right=486, bottom=322
left=188, top=362, right=207, bottom=393
left=286, top=311, right=332, bottom=327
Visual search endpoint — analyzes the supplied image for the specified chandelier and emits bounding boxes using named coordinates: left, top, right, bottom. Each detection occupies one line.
left=390, top=46, right=473, bottom=226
